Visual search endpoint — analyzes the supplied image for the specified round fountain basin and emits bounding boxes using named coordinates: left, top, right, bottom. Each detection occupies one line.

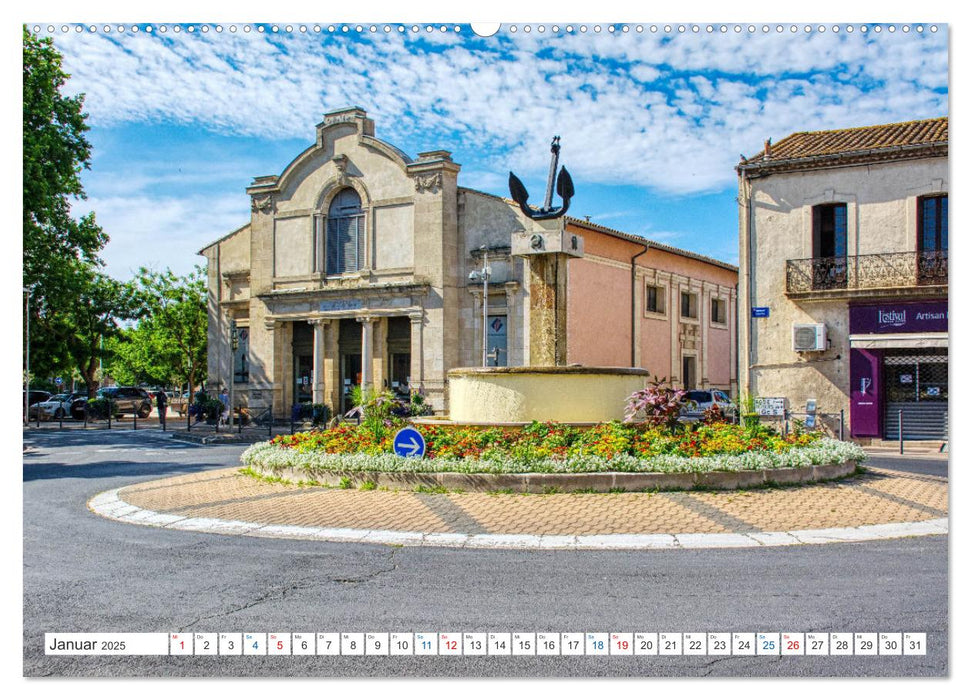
left=447, top=366, right=651, bottom=424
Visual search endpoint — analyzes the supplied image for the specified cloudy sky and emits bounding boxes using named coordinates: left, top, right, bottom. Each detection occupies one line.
left=43, top=21, right=948, bottom=279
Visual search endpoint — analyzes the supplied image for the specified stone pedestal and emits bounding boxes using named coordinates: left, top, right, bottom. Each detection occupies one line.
left=526, top=253, right=569, bottom=366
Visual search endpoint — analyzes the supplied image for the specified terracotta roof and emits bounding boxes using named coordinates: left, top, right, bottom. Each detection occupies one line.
left=564, top=217, right=738, bottom=273
left=740, top=117, right=947, bottom=171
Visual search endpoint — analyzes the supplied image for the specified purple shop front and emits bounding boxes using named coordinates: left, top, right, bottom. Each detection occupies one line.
left=848, top=300, right=947, bottom=437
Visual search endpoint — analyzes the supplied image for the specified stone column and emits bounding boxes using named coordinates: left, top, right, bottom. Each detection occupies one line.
left=358, top=316, right=375, bottom=391
left=409, top=311, right=424, bottom=391
left=372, top=317, right=388, bottom=391
left=309, top=319, right=327, bottom=404
left=526, top=254, right=568, bottom=366
left=324, top=320, right=340, bottom=414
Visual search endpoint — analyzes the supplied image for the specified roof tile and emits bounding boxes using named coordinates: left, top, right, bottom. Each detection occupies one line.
left=749, top=117, right=947, bottom=162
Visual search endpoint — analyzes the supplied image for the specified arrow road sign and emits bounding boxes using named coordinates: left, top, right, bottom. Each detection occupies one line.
left=392, top=427, right=426, bottom=459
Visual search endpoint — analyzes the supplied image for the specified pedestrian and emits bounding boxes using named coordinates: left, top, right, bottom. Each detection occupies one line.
left=218, top=388, right=230, bottom=425
left=156, top=391, right=168, bottom=426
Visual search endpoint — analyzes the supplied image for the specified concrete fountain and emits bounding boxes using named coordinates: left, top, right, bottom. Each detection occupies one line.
left=446, top=137, right=649, bottom=424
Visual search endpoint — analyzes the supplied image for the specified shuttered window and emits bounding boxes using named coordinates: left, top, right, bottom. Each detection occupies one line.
left=325, top=188, right=365, bottom=275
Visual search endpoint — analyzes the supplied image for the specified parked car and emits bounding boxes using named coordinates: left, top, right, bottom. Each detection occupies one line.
left=97, top=386, right=153, bottom=418
left=680, top=389, right=736, bottom=421
left=30, top=392, right=87, bottom=420
left=23, top=390, right=51, bottom=417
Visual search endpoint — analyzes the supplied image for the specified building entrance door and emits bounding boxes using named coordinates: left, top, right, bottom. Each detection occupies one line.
left=682, top=355, right=697, bottom=390
left=883, top=349, right=948, bottom=440
left=341, top=353, right=362, bottom=414
left=387, top=316, right=412, bottom=399
left=294, top=354, right=313, bottom=405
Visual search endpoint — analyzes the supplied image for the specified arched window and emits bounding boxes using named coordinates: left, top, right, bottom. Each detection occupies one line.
left=325, top=188, right=365, bottom=274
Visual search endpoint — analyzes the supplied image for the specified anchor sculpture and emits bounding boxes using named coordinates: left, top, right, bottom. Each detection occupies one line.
left=509, top=136, right=574, bottom=220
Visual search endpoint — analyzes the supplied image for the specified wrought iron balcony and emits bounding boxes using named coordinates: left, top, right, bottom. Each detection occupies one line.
left=786, top=251, right=947, bottom=298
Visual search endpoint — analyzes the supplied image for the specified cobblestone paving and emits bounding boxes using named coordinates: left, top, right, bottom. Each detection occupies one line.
left=117, top=466, right=947, bottom=536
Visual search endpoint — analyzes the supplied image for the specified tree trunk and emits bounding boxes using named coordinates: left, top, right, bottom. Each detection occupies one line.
left=82, top=359, right=99, bottom=399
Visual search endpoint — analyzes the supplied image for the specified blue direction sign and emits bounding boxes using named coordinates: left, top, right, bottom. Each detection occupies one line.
left=393, top=427, right=426, bottom=458
left=752, top=307, right=770, bottom=318
left=54, top=377, right=63, bottom=385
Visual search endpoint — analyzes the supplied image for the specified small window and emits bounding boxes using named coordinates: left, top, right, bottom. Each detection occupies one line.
left=645, top=284, right=665, bottom=314
left=681, top=291, right=698, bottom=319
left=711, top=297, right=727, bottom=324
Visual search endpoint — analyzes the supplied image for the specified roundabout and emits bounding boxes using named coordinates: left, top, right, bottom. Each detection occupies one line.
left=90, top=461, right=947, bottom=550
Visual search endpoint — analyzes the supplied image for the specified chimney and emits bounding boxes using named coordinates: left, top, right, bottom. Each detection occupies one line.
left=763, top=138, right=772, bottom=160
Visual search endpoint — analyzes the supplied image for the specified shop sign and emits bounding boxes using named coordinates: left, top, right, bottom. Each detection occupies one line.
left=850, top=301, right=948, bottom=334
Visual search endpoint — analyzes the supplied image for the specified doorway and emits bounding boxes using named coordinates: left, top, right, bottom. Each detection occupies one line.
left=682, top=355, right=697, bottom=390
left=338, top=318, right=363, bottom=414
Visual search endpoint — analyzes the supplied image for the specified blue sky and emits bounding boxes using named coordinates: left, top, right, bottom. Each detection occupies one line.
left=43, top=22, right=948, bottom=279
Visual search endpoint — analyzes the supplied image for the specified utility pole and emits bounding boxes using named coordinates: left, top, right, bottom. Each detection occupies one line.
left=469, top=247, right=491, bottom=367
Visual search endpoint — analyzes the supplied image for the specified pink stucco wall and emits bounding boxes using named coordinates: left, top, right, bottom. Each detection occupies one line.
left=566, top=222, right=738, bottom=391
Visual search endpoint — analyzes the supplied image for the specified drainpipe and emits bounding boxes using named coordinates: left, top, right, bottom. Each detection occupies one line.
left=631, top=242, right=650, bottom=367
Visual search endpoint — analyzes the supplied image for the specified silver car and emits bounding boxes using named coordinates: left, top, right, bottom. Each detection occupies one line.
left=680, top=389, right=736, bottom=421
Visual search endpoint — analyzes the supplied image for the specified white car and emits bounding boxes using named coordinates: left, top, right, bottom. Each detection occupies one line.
left=30, top=393, right=86, bottom=420
left=680, top=389, right=736, bottom=421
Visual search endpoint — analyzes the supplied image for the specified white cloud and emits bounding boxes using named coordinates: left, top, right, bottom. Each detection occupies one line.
left=52, top=26, right=947, bottom=197
left=79, top=193, right=249, bottom=279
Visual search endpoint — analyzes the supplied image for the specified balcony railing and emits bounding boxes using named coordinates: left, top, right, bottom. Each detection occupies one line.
left=786, top=251, right=948, bottom=296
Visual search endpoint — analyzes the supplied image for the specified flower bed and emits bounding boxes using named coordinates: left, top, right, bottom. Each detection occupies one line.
left=241, top=421, right=866, bottom=478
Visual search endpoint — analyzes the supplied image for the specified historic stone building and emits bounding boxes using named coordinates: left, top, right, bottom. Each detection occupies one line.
left=737, top=117, right=948, bottom=440
left=200, top=107, right=737, bottom=417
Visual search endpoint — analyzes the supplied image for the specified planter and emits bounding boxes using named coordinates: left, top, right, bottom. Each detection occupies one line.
left=251, top=460, right=859, bottom=493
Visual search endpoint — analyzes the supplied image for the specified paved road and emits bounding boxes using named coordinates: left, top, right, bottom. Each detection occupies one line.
left=23, top=429, right=948, bottom=677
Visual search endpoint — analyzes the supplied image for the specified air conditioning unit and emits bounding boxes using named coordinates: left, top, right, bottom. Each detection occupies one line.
left=793, top=323, right=827, bottom=352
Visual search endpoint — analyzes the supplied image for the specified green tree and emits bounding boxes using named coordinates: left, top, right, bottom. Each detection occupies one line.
left=23, top=26, right=106, bottom=290
left=24, top=26, right=112, bottom=391
left=63, top=265, right=138, bottom=397
left=129, top=266, right=209, bottom=395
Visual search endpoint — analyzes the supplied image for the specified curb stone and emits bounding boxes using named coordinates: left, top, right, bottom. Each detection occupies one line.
left=87, top=488, right=948, bottom=551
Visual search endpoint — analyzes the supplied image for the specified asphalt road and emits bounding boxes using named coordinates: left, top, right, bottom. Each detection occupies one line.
left=23, top=428, right=948, bottom=677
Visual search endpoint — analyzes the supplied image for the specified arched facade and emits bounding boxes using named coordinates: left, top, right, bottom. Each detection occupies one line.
left=200, top=107, right=738, bottom=418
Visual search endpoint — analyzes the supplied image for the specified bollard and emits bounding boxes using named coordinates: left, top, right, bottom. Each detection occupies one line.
left=839, top=409, right=844, bottom=441
left=133, top=411, right=137, bottom=431
left=898, top=409, right=904, bottom=454
left=187, top=407, right=191, bottom=432
left=83, top=409, right=88, bottom=429
left=59, top=412, right=63, bottom=430
left=238, top=409, right=243, bottom=434
left=268, top=413, right=273, bottom=438
left=107, top=410, right=111, bottom=430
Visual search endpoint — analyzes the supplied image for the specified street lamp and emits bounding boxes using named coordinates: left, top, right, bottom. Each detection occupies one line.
left=228, top=319, right=238, bottom=429
left=468, top=247, right=491, bottom=367
left=23, top=287, right=31, bottom=426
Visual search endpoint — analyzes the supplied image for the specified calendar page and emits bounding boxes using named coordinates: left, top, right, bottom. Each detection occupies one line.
left=20, top=2, right=951, bottom=689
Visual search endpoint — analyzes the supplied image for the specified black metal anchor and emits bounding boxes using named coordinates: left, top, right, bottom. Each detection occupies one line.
left=509, top=136, right=575, bottom=220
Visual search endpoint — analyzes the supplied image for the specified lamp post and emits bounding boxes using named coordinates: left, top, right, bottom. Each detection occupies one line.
left=24, top=287, right=31, bottom=426
left=229, top=319, right=238, bottom=429
left=469, top=247, right=491, bottom=367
